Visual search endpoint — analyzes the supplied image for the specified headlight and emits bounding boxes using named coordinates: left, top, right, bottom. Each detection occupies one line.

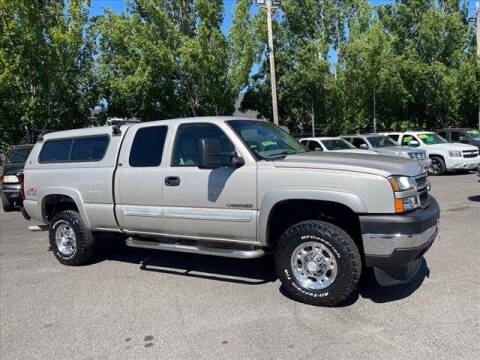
left=388, top=176, right=416, bottom=191
left=448, top=150, right=462, bottom=157
left=395, top=196, right=419, bottom=213
left=2, top=175, right=19, bottom=184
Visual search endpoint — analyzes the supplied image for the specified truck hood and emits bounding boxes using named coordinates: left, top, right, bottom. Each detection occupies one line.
left=1, top=163, right=24, bottom=176
left=374, top=146, right=424, bottom=155
left=424, top=142, right=478, bottom=151
left=330, top=149, right=378, bottom=155
left=273, top=152, right=423, bottom=177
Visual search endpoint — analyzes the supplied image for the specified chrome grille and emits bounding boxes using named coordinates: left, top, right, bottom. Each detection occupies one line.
left=414, top=173, right=429, bottom=208
left=462, top=150, right=479, bottom=158
left=408, top=152, right=427, bottom=161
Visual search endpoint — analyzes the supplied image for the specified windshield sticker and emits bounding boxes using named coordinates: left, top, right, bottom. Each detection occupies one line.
left=261, top=140, right=278, bottom=147
left=467, top=130, right=479, bottom=135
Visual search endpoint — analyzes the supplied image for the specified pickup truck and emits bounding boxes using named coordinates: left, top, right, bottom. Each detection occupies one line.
left=22, top=117, right=440, bottom=306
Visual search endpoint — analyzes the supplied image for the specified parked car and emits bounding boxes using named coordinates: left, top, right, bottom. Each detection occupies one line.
left=0, top=144, right=34, bottom=211
left=383, top=131, right=480, bottom=176
left=299, top=137, right=378, bottom=155
left=23, top=117, right=439, bottom=306
left=341, top=134, right=431, bottom=171
left=436, top=128, right=480, bottom=150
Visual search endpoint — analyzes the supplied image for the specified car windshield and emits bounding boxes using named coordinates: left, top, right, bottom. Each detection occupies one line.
left=418, top=133, right=447, bottom=145
left=322, top=139, right=356, bottom=150
left=227, top=120, right=308, bottom=159
left=6, top=147, right=32, bottom=163
left=367, top=136, right=399, bottom=148
left=467, top=129, right=480, bottom=140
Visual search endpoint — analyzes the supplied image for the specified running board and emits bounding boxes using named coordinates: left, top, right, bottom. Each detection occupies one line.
left=125, top=237, right=265, bottom=259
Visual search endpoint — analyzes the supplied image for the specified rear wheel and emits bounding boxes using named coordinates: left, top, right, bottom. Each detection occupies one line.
left=2, top=195, right=15, bottom=212
left=275, top=220, right=361, bottom=306
left=429, top=156, right=446, bottom=176
left=49, top=210, right=96, bottom=265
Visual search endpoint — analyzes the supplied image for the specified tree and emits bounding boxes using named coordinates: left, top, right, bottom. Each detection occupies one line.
left=0, top=0, right=97, bottom=148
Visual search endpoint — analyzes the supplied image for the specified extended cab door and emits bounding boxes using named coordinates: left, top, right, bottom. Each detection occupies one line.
left=161, top=121, right=258, bottom=243
left=114, top=124, right=170, bottom=234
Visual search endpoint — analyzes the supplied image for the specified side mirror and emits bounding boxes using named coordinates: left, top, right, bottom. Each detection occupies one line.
left=408, top=140, right=420, bottom=147
left=314, top=147, right=323, bottom=152
left=197, top=138, right=244, bottom=169
left=359, top=143, right=368, bottom=150
left=458, top=136, right=467, bottom=142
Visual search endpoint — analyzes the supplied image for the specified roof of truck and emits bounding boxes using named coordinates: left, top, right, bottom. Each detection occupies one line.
left=39, top=116, right=261, bottom=141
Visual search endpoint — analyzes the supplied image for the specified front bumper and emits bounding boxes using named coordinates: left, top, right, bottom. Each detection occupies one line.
left=446, top=156, right=480, bottom=171
left=0, top=183, right=21, bottom=200
left=360, top=196, right=440, bottom=286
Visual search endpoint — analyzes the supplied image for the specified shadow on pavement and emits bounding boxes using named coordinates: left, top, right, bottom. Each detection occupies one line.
left=468, top=195, right=480, bottom=202
left=90, top=234, right=429, bottom=304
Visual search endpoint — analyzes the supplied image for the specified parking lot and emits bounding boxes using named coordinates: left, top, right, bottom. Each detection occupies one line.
left=0, top=173, right=479, bottom=360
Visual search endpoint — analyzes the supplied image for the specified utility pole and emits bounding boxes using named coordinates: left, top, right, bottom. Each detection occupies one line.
left=257, top=0, right=280, bottom=125
left=469, top=2, right=480, bottom=128
left=373, top=87, right=377, bottom=133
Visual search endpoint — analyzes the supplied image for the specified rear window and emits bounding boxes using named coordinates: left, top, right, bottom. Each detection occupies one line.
left=129, top=126, right=168, bottom=167
left=39, top=135, right=109, bottom=163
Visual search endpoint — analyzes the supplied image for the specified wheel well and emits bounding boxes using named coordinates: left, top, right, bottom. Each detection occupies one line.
left=429, top=154, right=444, bottom=160
left=267, top=200, right=363, bottom=253
left=42, top=194, right=79, bottom=223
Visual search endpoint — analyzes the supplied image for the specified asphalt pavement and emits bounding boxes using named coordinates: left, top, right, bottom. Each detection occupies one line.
left=1, top=173, right=479, bottom=360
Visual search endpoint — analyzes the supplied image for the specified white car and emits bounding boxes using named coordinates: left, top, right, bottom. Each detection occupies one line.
left=300, top=137, right=378, bottom=155
left=383, top=131, right=480, bottom=175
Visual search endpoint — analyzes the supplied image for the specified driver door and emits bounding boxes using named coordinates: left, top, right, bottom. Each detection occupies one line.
left=162, top=121, right=258, bottom=243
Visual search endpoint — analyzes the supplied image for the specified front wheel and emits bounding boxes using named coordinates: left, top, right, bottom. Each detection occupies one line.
left=275, top=220, right=361, bottom=306
left=429, top=156, right=446, bottom=176
left=49, top=210, right=96, bottom=265
left=2, top=195, right=15, bottom=212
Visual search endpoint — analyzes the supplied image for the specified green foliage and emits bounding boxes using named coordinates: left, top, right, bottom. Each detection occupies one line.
left=0, top=0, right=478, bottom=147
left=0, top=0, right=98, bottom=147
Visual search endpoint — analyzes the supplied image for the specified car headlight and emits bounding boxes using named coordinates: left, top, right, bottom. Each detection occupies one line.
left=388, top=176, right=419, bottom=213
left=2, top=175, right=19, bottom=184
left=448, top=150, right=462, bottom=157
left=387, top=175, right=416, bottom=191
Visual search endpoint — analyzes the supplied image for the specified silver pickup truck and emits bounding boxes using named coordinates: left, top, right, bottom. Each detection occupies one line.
left=22, top=117, right=440, bottom=306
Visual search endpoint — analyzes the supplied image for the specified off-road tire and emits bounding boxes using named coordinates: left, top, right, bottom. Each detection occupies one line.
left=1, top=195, right=15, bottom=212
left=429, top=156, right=446, bottom=176
left=49, top=210, right=96, bottom=266
left=275, top=220, right=361, bottom=306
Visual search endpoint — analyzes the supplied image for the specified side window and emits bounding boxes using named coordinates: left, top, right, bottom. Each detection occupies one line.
left=308, top=141, right=322, bottom=151
left=352, top=138, right=367, bottom=148
left=437, top=131, right=447, bottom=139
left=70, top=136, right=109, bottom=161
left=39, top=139, right=73, bottom=162
left=300, top=140, right=308, bottom=146
left=450, top=131, right=462, bottom=142
left=129, top=126, right=168, bottom=167
left=388, top=134, right=399, bottom=141
left=402, top=134, right=419, bottom=147
left=172, top=123, right=234, bottom=167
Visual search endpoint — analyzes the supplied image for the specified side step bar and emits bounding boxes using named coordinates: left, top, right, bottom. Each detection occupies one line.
left=125, top=237, right=265, bottom=259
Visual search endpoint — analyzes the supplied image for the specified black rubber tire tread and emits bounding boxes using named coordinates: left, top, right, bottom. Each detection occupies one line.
left=2, top=196, right=15, bottom=212
left=275, top=220, right=361, bottom=307
left=429, top=156, right=446, bottom=176
left=49, top=210, right=96, bottom=266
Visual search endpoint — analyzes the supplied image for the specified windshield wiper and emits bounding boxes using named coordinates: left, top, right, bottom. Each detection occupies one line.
left=266, top=150, right=303, bottom=159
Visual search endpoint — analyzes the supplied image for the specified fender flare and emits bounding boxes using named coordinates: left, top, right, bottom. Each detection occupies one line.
left=38, top=187, right=91, bottom=229
left=258, top=188, right=367, bottom=245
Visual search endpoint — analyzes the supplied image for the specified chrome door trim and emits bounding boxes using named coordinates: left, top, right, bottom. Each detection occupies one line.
left=164, top=208, right=253, bottom=222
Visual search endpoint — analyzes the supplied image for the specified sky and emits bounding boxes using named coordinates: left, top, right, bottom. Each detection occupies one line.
left=88, top=0, right=478, bottom=30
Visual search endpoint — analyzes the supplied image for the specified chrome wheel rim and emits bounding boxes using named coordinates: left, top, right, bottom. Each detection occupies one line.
left=55, top=222, right=76, bottom=256
left=290, top=241, right=338, bottom=290
left=430, top=159, right=441, bottom=174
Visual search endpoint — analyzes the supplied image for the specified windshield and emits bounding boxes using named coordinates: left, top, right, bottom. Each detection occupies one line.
left=367, top=136, right=399, bottom=148
left=6, top=147, right=32, bottom=163
left=322, top=139, right=356, bottom=150
left=227, top=120, right=307, bottom=159
left=418, top=133, right=447, bottom=145
left=467, top=129, right=480, bottom=140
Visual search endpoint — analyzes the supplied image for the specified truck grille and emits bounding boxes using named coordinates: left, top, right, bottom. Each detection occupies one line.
left=408, top=152, right=426, bottom=161
left=414, top=173, right=429, bottom=208
left=462, top=150, right=479, bottom=158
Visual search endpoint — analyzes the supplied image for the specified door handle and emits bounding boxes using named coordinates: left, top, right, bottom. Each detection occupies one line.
left=165, top=176, right=181, bottom=186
